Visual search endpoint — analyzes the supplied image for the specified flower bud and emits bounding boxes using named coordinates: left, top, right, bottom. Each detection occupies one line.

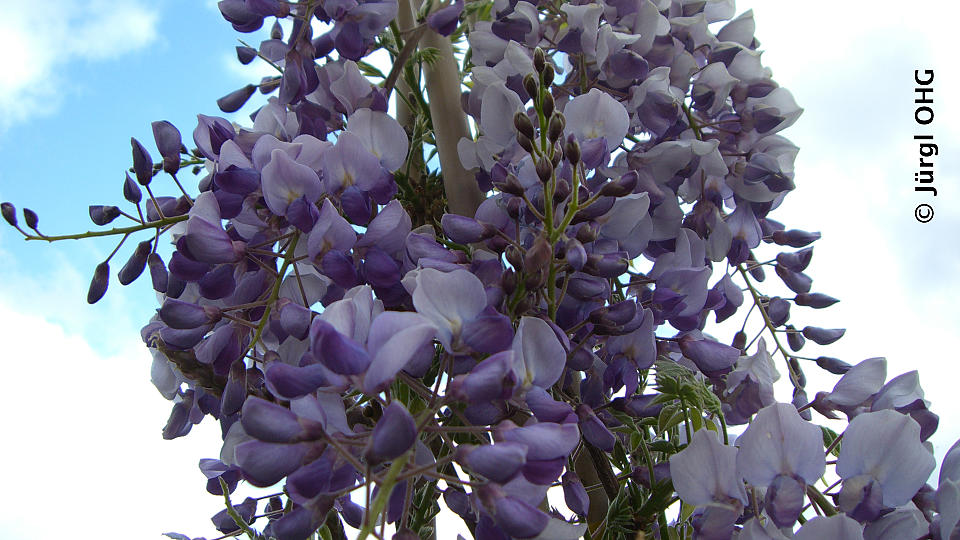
left=148, top=253, right=168, bottom=293
left=576, top=404, right=615, bottom=451
left=547, top=113, right=565, bottom=143
left=802, top=326, right=845, bottom=345
left=131, top=137, right=154, bottom=186
left=159, top=298, right=222, bottom=329
left=494, top=174, right=524, bottom=196
left=501, top=268, right=517, bottom=294
left=535, top=156, right=553, bottom=183
left=118, top=240, right=152, bottom=285
left=732, top=330, right=747, bottom=350
left=562, top=472, right=589, bottom=516
left=523, top=73, right=539, bottom=100
left=217, top=84, right=258, bottom=113
left=600, top=171, right=640, bottom=197
left=517, top=132, right=534, bottom=153
left=89, top=205, right=121, bottom=226
left=575, top=223, right=597, bottom=243
left=87, top=261, right=110, bottom=304
left=771, top=229, right=821, bottom=248
left=564, top=134, right=581, bottom=165
left=789, top=357, right=806, bottom=387
left=533, top=47, right=545, bottom=73
left=775, top=264, right=812, bottom=294
left=550, top=141, right=563, bottom=167
left=365, top=401, right=416, bottom=465
left=541, top=92, right=555, bottom=119
left=524, top=235, right=552, bottom=272
left=236, top=45, right=257, bottom=64
left=151, top=120, right=183, bottom=175
left=22, top=208, right=38, bottom=230
left=123, top=172, right=142, bottom=204
left=513, top=111, right=535, bottom=140
left=524, top=269, right=546, bottom=289
left=553, top=178, right=571, bottom=203
left=505, top=245, right=523, bottom=270
left=505, top=196, right=522, bottom=218
left=565, top=238, right=586, bottom=270
left=1, top=202, right=16, bottom=227
left=786, top=324, right=805, bottom=352
left=541, top=63, right=555, bottom=87
left=815, top=356, right=852, bottom=374
left=794, top=292, right=839, bottom=309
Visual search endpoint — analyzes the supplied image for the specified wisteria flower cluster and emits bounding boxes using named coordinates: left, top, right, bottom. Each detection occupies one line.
left=4, top=0, right=957, bottom=539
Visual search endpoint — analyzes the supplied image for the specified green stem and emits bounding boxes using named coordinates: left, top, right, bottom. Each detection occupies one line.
left=24, top=214, right=188, bottom=242
left=241, top=233, right=300, bottom=359
left=737, top=266, right=804, bottom=389
left=806, top=485, right=837, bottom=516
left=218, top=478, right=256, bottom=540
left=357, top=452, right=411, bottom=540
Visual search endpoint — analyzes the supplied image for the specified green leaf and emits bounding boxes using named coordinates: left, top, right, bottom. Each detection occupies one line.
left=357, top=60, right=386, bottom=80
left=822, top=426, right=842, bottom=457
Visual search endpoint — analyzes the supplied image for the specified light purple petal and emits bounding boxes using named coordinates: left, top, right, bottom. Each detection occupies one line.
left=346, top=108, right=409, bottom=171
left=837, top=409, right=935, bottom=507
left=363, top=312, right=437, bottom=393
left=735, top=403, right=825, bottom=486
left=793, top=515, right=863, bottom=540
left=261, top=148, right=321, bottom=216
left=827, top=357, right=886, bottom=407
left=511, top=316, right=566, bottom=389
left=669, top=428, right=747, bottom=507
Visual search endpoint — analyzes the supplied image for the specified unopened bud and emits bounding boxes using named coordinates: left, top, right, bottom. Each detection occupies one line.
left=501, top=269, right=518, bottom=294
left=551, top=142, right=563, bottom=167
left=515, top=295, right=535, bottom=314
left=502, top=174, right=527, bottom=196
left=535, top=157, right=553, bottom=183
left=505, top=196, right=522, bottom=218
left=514, top=111, right=535, bottom=140
left=130, top=137, right=154, bottom=186
left=815, top=356, right=852, bottom=375
left=148, top=253, right=168, bottom=293
left=505, top=245, right=523, bottom=269
left=236, top=45, right=257, bottom=64
left=576, top=223, right=598, bottom=243
left=541, top=92, right=555, bottom=119
left=1, top=202, right=16, bottom=227
left=22, top=208, right=38, bottom=230
left=533, top=47, right=545, bottom=73
left=548, top=113, right=565, bottom=143
left=87, top=261, right=110, bottom=304
left=517, top=132, right=534, bottom=153
left=554, top=178, right=571, bottom=203
left=786, top=324, right=805, bottom=352
left=123, top=173, right=142, bottom=204
left=217, top=84, right=258, bottom=113
left=89, top=205, right=122, bottom=226
left=564, top=135, right=581, bottom=165
left=541, top=63, right=555, bottom=87
left=732, top=330, right=747, bottom=350
left=525, top=236, right=552, bottom=272
left=118, top=240, right=152, bottom=285
left=523, top=73, right=539, bottom=101
left=789, top=357, right=806, bottom=387
left=524, top=269, right=546, bottom=289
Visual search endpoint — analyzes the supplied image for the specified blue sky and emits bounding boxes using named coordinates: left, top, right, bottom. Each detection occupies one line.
left=0, top=1, right=958, bottom=538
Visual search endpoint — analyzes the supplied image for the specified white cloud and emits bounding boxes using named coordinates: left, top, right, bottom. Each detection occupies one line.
left=0, top=0, right=159, bottom=130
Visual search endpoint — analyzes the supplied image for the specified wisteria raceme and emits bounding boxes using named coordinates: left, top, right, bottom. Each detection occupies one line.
left=4, top=1, right=957, bottom=539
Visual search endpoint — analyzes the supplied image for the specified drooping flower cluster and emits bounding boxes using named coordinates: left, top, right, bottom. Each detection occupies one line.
left=4, top=0, right=957, bottom=539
